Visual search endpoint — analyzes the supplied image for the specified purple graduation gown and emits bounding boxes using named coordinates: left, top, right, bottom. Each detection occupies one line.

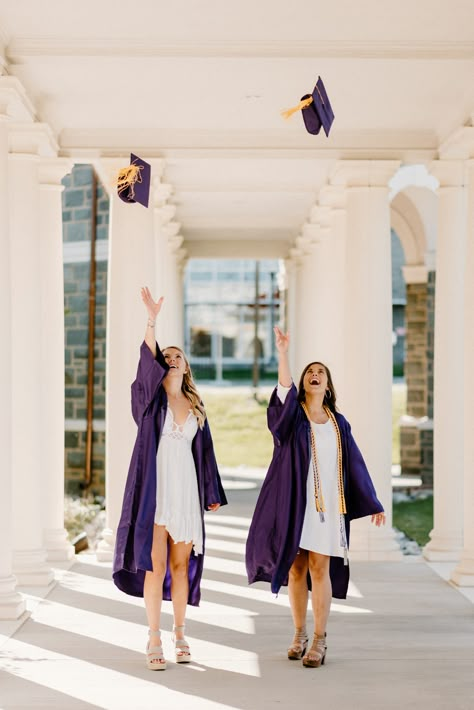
left=245, top=384, right=384, bottom=599
left=113, top=341, right=227, bottom=606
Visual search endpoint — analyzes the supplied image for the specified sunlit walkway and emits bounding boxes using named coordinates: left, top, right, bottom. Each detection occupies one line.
left=1, top=480, right=474, bottom=710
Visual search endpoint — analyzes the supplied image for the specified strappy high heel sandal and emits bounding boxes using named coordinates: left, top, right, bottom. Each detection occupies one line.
left=172, top=624, right=192, bottom=663
left=302, top=632, right=327, bottom=668
left=146, top=629, right=167, bottom=671
left=287, top=627, right=308, bottom=660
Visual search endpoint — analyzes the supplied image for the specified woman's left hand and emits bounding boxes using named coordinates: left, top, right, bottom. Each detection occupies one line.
left=371, top=512, right=386, bottom=527
left=207, top=503, right=220, bottom=512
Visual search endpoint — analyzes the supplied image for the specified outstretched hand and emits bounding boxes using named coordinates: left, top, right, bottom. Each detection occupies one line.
left=141, top=287, right=164, bottom=321
left=371, top=512, right=386, bottom=527
left=274, top=326, right=290, bottom=354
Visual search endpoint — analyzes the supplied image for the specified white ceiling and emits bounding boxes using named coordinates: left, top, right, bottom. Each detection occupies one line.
left=1, top=0, right=474, bottom=255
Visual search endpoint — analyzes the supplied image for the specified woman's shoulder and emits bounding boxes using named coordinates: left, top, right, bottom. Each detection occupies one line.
left=334, top=410, right=351, bottom=431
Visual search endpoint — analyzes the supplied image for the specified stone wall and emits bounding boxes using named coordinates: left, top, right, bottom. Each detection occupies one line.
left=62, top=164, right=109, bottom=497
left=400, top=281, right=428, bottom=478
left=420, top=270, right=435, bottom=486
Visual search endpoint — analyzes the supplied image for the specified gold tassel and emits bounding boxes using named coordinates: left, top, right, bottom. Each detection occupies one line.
left=281, top=96, right=313, bottom=120
left=116, top=163, right=143, bottom=200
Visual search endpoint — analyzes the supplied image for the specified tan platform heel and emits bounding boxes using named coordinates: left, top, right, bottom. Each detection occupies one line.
left=302, top=632, right=327, bottom=668
left=287, top=627, right=309, bottom=660
left=146, top=629, right=167, bottom=670
left=172, top=624, right=192, bottom=663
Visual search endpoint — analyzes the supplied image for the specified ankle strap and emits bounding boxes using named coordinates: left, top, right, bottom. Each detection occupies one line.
left=173, top=624, right=185, bottom=631
left=149, top=629, right=161, bottom=636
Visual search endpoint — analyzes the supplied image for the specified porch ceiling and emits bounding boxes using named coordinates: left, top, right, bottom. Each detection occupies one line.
left=1, top=0, right=474, bottom=254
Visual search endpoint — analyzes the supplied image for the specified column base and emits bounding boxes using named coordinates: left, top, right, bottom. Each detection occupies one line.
left=0, top=575, right=26, bottom=619
left=348, top=520, right=404, bottom=561
left=422, top=531, right=463, bottom=562
left=450, top=556, right=474, bottom=587
left=96, top=527, right=115, bottom=562
left=44, top=528, right=75, bottom=561
left=13, top=549, right=55, bottom=586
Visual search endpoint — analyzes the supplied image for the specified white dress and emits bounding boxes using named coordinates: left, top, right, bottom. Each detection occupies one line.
left=154, top=406, right=203, bottom=555
left=277, top=384, right=345, bottom=559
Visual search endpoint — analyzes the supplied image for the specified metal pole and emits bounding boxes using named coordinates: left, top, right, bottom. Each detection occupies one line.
left=252, top=261, right=260, bottom=393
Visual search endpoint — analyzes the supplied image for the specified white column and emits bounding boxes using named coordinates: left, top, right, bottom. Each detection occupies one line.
left=97, top=183, right=155, bottom=561
left=284, top=255, right=300, bottom=377
left=424, top=161, right=466, bottom=561
left=451, top=160, right=474, bottom=584
left=332, top=160, right=402, bottom=560
left=38, top=159, right=75, bottom=561
left=0, top=105, right=25, bottom=618
left=289, top=230, right=321, bottom=376
left=10, top=139, right=54, bottom=585
left=164, top=232, right=186, bottom=348
left=284, top=255, right=300, bottom=376
left=318, top=187, right=348, bottom=407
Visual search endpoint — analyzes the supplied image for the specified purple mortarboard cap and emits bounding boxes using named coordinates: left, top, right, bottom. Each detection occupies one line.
left=300, top=76, right=335, bottom=137
left=117, top=153, right=151, bottom=208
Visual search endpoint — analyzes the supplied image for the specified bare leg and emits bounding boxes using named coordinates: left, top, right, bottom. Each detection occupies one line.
left=303, top=551, right=331, bottom=667
left=308, top=552, right=331, bottom=636
left=287, top=549, right=309, bottom=658
left=169, top=537, right=193, bottom=661
left=143, top=525, right=168, bottom=667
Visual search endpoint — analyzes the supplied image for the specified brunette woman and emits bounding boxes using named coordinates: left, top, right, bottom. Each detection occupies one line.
left=246, top=326, right=385, bottom=668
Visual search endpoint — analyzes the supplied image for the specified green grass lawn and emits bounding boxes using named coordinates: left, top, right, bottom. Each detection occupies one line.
left=204, top=383, right=408, bottom=468
left=392, top=497, right=433, bottom=546
left=203, top=392, right=273, bottom=467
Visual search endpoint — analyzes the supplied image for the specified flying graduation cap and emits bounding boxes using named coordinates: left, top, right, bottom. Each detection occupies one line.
left=282, top=76, right=335, bottom=137
left=117, top=153, right=151, bottom=208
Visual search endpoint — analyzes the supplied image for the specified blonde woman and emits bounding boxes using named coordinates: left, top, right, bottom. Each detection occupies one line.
left=113, top=288, right=227, bottom=670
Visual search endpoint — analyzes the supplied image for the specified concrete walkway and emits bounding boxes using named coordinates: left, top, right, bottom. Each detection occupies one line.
left=1, top=481, right=474, bottom=710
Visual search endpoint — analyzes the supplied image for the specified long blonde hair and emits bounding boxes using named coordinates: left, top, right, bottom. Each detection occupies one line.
left=162, top=346, right=206, bottom=429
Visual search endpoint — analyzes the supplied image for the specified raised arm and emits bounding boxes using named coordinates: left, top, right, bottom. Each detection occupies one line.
left=274, top=326, right=292, bottom=387
left=141, top=287, right=164, bottom=356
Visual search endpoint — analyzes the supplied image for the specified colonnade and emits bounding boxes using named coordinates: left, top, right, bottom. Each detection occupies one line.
left=286, top=158, right=474, bottom=579
left=1, top=77, right=473, bottom=620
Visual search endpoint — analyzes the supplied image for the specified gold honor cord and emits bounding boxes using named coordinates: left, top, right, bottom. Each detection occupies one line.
left=116, top=163, right=144, bottom=200
left=300, top=403, right=347, bottom=520
left=281, top=84, right=326, bottom=120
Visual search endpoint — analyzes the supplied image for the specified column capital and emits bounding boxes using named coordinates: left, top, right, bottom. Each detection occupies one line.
left=318, top=184, right=346, bottom=210
left=8, top=122, right=58, bottom=157
left=38, top=157, right=73, bottom=188
left=309, top=204, right=331, bottom=230
left=301, top=222, right=320, bottom=242
left=287, top=247, right=305, bottom=265
left=0, top=75, right=36, bottom=121
left=155, top=204, right=176, bottom=226
left=168, top=234, right=184, bottom=253
left=163, top=221, right=181, bottom=239
left=330, top=159, right=401, bottom=188
left=438, top=126, right=474, bottom=160
left=402, top=265, right=428, bottom=284
left=294, top=234, right=314, bottom=255
left=429, top=159, right=466, bottom=187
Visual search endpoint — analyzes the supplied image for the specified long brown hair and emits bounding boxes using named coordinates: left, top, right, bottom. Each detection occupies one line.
left=297, top=361, right=337, bottom=413
left=162, top=346, right=206, bottom=428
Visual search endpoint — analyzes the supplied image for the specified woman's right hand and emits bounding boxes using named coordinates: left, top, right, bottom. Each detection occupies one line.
left=274, top=326, right=290, bottom=354
left=141, top=287, right=164, bottom=321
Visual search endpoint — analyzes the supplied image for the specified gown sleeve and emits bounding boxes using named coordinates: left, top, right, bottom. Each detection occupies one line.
left=202, top=419, right=228, bottom=509
left=267, top=383, right=300, bottom=446
left=345, top=421, right=385, bottom=520
left=131, top=341, right=169, bottom=424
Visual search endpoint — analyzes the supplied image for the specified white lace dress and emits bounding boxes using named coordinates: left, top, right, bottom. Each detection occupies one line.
left=154, top=406, right=203, bottom=555
left=277, top=384, right=345, bottom=559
